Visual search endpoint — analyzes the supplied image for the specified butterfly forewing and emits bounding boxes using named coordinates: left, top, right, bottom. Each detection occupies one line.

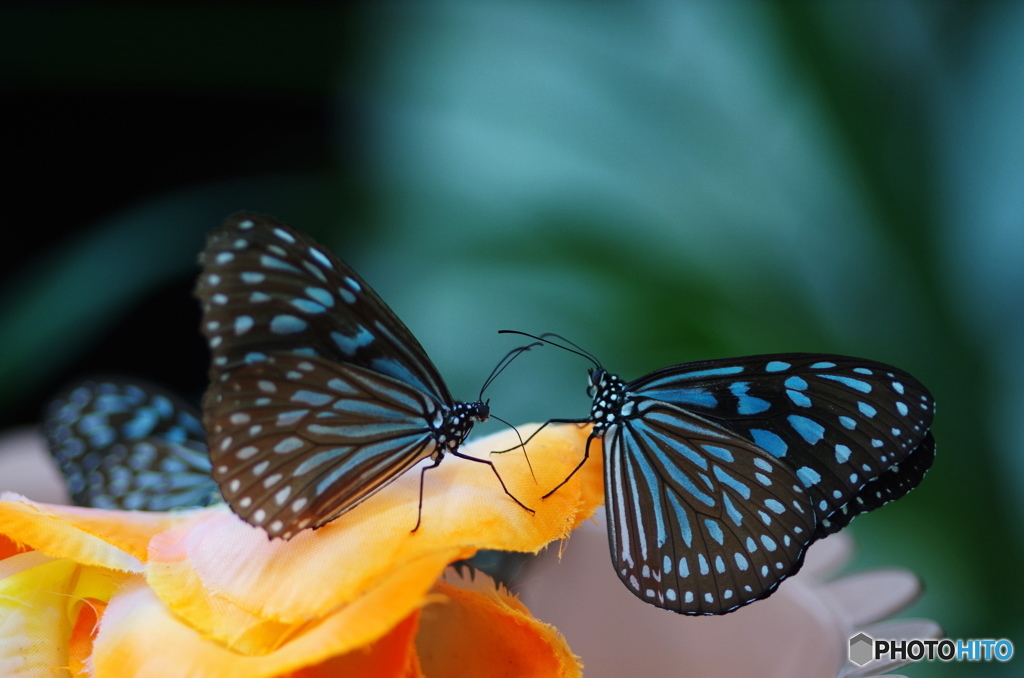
left=605, top=400, right=816, bottom=614
left=43, top=379, right=220, bottom=511
left=204, top=353, right=442, bottom=539
left=629, top=353, right=934, bottom=523
left=195, top=213, right=452, bottom=403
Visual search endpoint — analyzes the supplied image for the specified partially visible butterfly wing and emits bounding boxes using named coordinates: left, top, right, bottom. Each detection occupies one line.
left=629, top=353, right=934, bottom=525
left=204, top=353, right=442, bottom=539
left=42, top=378, right=219, bottom=511
left=195, top=212, right=453, bottom=404
left=815, top=431, right=935, bottom=539
left=606, top=399, right=816, bottom=615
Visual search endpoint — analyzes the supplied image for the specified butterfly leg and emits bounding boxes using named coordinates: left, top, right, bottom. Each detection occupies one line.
left=449, top=450, right=536, bottom=516
left=541, top=429, right=600, bottom=499
left=412, top=455, right=446, bottom=532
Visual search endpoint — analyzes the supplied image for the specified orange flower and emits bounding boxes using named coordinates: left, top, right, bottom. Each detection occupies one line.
left=0, top=424, right=600, bottom=677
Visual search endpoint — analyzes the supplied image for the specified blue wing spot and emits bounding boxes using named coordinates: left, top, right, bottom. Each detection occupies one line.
left=839, top=416, right=856, bottom=430
left=291, top=390, right=333, bottom=406
left=834, top=444, right=851, bottom=463
left=722, top=494, right=744, bottom=526
left=249, top=292, right=271, bottom=303
left=818, top=500, right=828, bottom=511
left=820, top=375, right=872, bottom=393
left=750, top=429, right=788, bottom=457
left=241, top=272, right=265, bottom=284
left=308, top=247, right=332, bottom=269
left=891, top=427, right=902, bottom=436
left=787, top=416, right=824, bottom=445
left=754, top=472, right=771, bottom=486
left=787, top=390, right=812, bottom=407
left=811, top=362, right=836, bottom=369
left=853, top=367, right=873, bottom=375
left=892, top=381, right=905, bottom=394
left=871, top=439, right=883, bottom=448
left=730, top=382, right=770, bottom=415
left=343, top=276, right=362, bottom=292
left=332, top=326, right=375, bottom=356
left=679, top=557, right=690, bottom=577
left=260, top=255, right=302, bottom=274
left=338, top=288, right=357, bottom=305
left=704, top=593, right=714, bottom=604
left=714, top=555, right=726, bottom=573
left=858, top=402, right=877, bottom=417
left=270, top=315, right=307, bottom=334
left=746, top=537, right=757, bottom=553
left=764, top=499, right=785, bottom=514
left=765, top=361, right=790, bottom=372
left=833, top=490, right=843, bottom=499
left=896, top=402, right=909, bottom=416
left=734, top=553, right=749, bottom=570
left=849, top=473, right=858, bottom=483
left=663, top=555, right=672, bottom=575
left=760, top=535, right=778, bottom=551
left=235, top=316, right=254, bottom=335
left=290, top=298, right=327, bottom=314
left=702, top=445, right=734, bottom=463
left=685, top=591, right=694, bottom=604
left=753, top=457, right=773, bottom=472
left=666, top=589, right=677, bottom=602
left=305, top=287, right=335, bottom=308
left=244, top=352, right=268, bottom=364
left=796, top=467, right=821, bottom=487
left=122, top=408, right=159, bottom=440
left=784, top=376, right=808, bottom=390
left=642, top=387, right=718, bottom=408
left=698, top=554, right=709, bottom=575
left=705, top=519, right=725, bottom=545
left=713, top=466, right=751, bottom=500
left=272, top=227, right=296, bottom=243
left=675, top=365, right=745, bottom=379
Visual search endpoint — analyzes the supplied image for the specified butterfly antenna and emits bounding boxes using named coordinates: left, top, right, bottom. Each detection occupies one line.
left=489, top=413, right=536, bottom=482
left=478, top=342, right=543, bottom=400
left=498, top=330, right=602, bottom=369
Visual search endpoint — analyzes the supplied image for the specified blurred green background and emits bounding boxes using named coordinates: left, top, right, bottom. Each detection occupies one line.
left=1, top=2, right=1021, bottom=675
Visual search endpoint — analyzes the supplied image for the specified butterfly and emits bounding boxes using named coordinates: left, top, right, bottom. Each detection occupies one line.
left=505, top=333, right=935, bottom=615
left=42, top=377, right=220, bottom=511
left=195, top=213, right=532, bottom=539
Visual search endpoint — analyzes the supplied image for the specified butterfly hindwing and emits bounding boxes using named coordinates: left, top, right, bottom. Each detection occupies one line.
left=629, top=353, right=934, bottom=525
left=815, top=430, right=935, bottom=539
left=43, top=378, right=220, bottom=511
left=605, top=399, right=816, bottom=614
left=203, top=351, right=444, bottom=539
left=195, top=213, right=452, bottom=403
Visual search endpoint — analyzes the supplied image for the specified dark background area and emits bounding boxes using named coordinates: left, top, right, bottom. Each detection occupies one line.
left=2, top=4, right=1022, bottom=676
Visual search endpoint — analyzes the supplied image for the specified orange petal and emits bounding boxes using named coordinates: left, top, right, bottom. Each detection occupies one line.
left=92, top=575, right=426, bottom=678
left=416, top=570, right=582, bottom=678
left=0, top=492, right=212, bottom=570
left=146, top=424, right=600, bottom=654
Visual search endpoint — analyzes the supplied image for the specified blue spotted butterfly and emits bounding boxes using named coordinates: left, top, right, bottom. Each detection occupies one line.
left=195, top=213, right=530, bottom=539
left=42, top=378, right=220, bottom=511
left=506, top=333, right=935, bottom=615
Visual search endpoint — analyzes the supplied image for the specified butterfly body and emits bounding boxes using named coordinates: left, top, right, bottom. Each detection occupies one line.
left=196, top=214, right=497, bottom=539
left=539, top=347, right=935, bottom=615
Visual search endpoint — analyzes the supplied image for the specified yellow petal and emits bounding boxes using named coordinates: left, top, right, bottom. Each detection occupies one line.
left=416, top=570, right=582, bottom=678
left=0, top=554, right=127, bottom=677
left=146, top=424, right=600, bottom=654
left=0, top=492, right=211, bottom=571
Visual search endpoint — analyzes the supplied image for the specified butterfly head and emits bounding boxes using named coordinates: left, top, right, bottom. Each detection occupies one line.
left=438, top=399, right=490, bottom=451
